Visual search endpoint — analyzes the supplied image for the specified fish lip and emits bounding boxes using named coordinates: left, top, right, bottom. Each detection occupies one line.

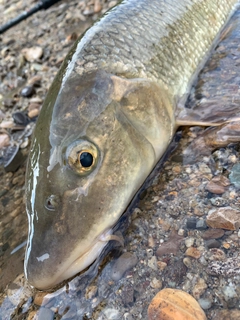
left=28, top=228, right=113, bottom=290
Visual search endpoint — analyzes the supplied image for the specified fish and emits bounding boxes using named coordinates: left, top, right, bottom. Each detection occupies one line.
left=24, top=0, right=239, bottom=290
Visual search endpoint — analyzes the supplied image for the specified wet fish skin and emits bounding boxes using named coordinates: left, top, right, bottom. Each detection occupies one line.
left=25, top=0, right=238, bottom=289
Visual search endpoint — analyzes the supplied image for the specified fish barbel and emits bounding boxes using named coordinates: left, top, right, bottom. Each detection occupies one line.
left=25, top=0, right=239, bottom=289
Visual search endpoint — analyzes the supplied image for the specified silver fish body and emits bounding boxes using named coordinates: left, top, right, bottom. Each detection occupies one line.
left=25, top=0, right=239, bottom=289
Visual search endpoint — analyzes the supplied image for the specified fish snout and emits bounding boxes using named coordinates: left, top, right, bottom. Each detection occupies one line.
left=44, top=194, right=61, bottom=211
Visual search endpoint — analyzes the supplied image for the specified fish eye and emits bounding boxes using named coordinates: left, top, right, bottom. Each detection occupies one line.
left=79, top=151, right=93, bottom=168
left=65, top=140, right=98, bottom=175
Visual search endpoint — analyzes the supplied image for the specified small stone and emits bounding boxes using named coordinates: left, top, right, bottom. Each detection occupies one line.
left=150, top=277, right=162, bottom=289
left=157, top=261, right=167, bottom=271
left=12, top=111, right=29, bottom=126
left=22, top=46, right=43, bottom=62
left=202, top=228, right=225, bottom=240
left=212, top=175, right=230, bottom=187
left=148, top=255, right=158, bottom=271
left=185, top=237, right=195, bottom=248
left=0, top=133, right=10, bottom=148
left=206, top=207, right=240, bottom=230
left=94, top=0, right=102, bottom=12
left=38, top=307, right=54, bottom=320
left=21, top=85, right=35, bottom=97
left=192, top=278, right=208, bottom=299
left=198, top=298, right=212, bottom=310
left=27, top=310, right=37, bottom=320
left=205, top=239, right=221, bottom=249
left=222, top=242, right=230, bottom=249
left=148, top=235, right=155, bottom=248
left=210, top=197, right=227, bottom=207
left=229, top=163, right=240, bottom=188
left=211, top=309, right=240, bottom=320
left=183, top=257, right=192, bottom=268
left=121, top=285, right=134, bottom=306
left=196, top=219, right=207, bottom=230
left=0, top=120, right=14, bottom=129
left=148, top=288, right=207, bottom=320
left=206, top=181, right=226, bottom=194
left=34, top=292, right=48, bottom=306
left=205, top=248, right=226, bottom=262
left=110, top=252, right=138, bottom=281
left=7, top=274, right=34, bottom=306
left=102, top=308, right=122, bottom=319
left=28, top=108, right=40, bottom=118
left=156, top=231, right=184, bottom=256
left=222, top=285, right=237, bottom=301
left=186, top=217, right=197, bottom=229
left=185, top=247, right=201, bottom=259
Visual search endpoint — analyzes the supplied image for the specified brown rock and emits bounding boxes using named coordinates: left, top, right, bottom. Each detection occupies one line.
left=34, top=292, right=48, bottom=306
left=28, top=108, right=40, bottom=118
left=148, top=288, right=206, bottom=320
left=206, top=207, right=240, bottom=230
left=206, top=181, right=225, bottom=194
left=156, top=231, right=184, bottom=257
left=211, top=309, right=240, bottom=320
left=202, top=228, right=225, bottom=240
left=185, top=247, right=202, bottom=259
left=212, top=175, right=230, bottom=187
left=192, top=278, right=207, bottom=299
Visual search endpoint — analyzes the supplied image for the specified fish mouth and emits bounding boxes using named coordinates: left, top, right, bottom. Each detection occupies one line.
left=28, top=228, right=113, bottom=290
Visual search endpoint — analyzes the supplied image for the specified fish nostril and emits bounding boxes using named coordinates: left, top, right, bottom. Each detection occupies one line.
left=45, top=195, right=60, bottom=211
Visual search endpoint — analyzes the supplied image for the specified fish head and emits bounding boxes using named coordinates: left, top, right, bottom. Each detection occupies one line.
left=25, top=69, right=175, bottom=289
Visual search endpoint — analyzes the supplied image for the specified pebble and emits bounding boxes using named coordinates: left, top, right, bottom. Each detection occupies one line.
left=205, top=239, right=221, bottom=249
left=38, top=307, right=54, bottom=320
left=101, top=308, right=122, bottom=319
left=198, top=298, right=212, bottom=310
left=196, top=219, right=207, bottom=230
left=0, top=120, right=14, bottom=129
left=148, top=255, right=158, bottom=271
left=22, top=46, right=43, bottom=62
left=192, top=278, right=208, bottom=299
left=185, top=247, right=202, bottom=259
left=183, top=257, right=192, bottom=268
left=7, top=274, right=34, bottom=306
left=222, top=284, right=237, bottom=301
left=27, top=310, right=37, bottom=320
left=12, top=111, right=29, bottom=126
left=186, top=217, right=197, bottom=229
left=206, top=181, right=225, bottom=194
left=185, top=237, right=195, bottom=248
left=0, top=133, right=10, bottom=148
left=150, top=277, right=162, bottom=289
left=206, top=207, right=240, bottom=230
left=156, top=232, right=184, bottom=256
left=205, top=248, right=226, bottom=262
left=110, top=252, right=138, bottom=281
left=229, top=163, right=240, bottom=188
left=28, top=108, right=40, bottom=118
left=34, top=292, right=48, bottom=306
left=211, top=309, right=240, bottom=320
left=148, top=288, right=207, bottom=320
left=21, top=85, right=35, bottom=97
left=202, top=228, right=225, bottom=239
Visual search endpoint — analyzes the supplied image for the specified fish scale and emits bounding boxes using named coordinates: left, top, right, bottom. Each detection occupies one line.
left=73, top=0, right=236, bottom=97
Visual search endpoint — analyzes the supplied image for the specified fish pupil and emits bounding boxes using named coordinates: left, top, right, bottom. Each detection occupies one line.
left=80, top=152, right=93, bottom=167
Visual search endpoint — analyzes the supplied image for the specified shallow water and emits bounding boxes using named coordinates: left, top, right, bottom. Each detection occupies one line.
left=1, top=2, right=240, bottom=320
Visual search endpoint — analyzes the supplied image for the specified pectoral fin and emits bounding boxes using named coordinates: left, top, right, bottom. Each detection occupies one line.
left=182, top=121, right=240, bottom=164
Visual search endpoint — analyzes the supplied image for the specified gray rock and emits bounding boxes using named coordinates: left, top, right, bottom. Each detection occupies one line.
left=110, top=252, right=138, bottom=281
